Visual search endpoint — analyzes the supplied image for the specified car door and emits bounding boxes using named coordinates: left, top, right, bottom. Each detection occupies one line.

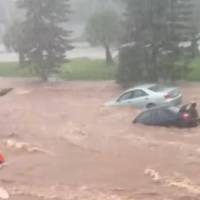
left=117, top=89, right=148, bottom=107
left=129, top=89, right=149, bottom=107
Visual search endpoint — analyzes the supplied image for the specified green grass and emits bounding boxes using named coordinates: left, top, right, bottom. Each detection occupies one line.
left=0, top=58, right=116, bottom=80
left=187, top=57, right=200, bottom=81
left=2, top=57, right=200, bottom=82
left=0, top=62, right=31, bottom=77
left=61, top=58, right=116, bottom=80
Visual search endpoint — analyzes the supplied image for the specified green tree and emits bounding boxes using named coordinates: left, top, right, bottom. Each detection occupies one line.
left=3, top=20, right=26, bottom=66
left=117, top=0, right=196, bottom=84
left=14, top=0, right=72, bottom=81
left=85, top=9, right=121, bottom=64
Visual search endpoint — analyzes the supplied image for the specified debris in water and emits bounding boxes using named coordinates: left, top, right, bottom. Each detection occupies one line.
left=0, top=187, right=9, bottom=199
left=144, top=168, right=162, bottom=183
left=3, top=139, right=55, bottom=157
left=145, top=169, right=200, bottom=194
left=0, top=88, right=13, bottom=97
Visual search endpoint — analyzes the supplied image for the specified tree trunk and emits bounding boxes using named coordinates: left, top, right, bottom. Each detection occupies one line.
left=105, top=45, right=113, bottom=64
left=41, top=70, right=48, bottom=82
left=19, top=50, right=25, bottom=67
left=191, top=34, right=199, bottom=58
left=151, top=45, right=159, bottom=81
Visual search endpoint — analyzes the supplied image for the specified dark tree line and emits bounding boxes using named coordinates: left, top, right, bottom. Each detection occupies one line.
left=117, top=0, right=199, bottom=85
left=2, top=0, right=200, bottom=83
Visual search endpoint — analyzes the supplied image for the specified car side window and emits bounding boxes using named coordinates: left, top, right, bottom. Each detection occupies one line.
left=117, top=91, right=134, bottom=102
left=132, top=90, right=148, bottom=98
left=118, top=90, right=148, bottom=102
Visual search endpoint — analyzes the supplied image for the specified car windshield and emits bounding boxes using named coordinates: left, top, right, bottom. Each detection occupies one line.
left=149, top=84, right=166, bottom=92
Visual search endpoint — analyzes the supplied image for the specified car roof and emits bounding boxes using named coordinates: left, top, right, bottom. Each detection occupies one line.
left=143, top=105, right=180, bottom=112
left=126, top=83, right=156, bottom=92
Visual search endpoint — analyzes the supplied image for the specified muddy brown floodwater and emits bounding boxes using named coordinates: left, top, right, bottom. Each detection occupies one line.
left=0, top=78, right=200, bottom=200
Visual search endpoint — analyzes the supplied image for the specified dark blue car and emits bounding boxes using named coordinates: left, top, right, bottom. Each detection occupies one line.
left=133, top=104, right=199, bottom=128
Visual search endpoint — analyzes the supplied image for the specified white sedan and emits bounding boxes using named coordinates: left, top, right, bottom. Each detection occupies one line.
left=105, top=84, right=182, bottom=109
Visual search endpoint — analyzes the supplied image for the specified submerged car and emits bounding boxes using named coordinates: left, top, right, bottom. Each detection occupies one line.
left=133, top=104, right=200, bottom=128
left=105, top=84, right=182, bottom=109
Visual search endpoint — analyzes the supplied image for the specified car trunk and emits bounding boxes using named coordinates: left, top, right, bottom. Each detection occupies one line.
left=162, top=88, right=181, bottom=98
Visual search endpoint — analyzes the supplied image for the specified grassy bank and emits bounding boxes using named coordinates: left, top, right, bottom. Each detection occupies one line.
left=0, top=58, right=116, bottom=80
left=187, top=57, right=200, bottom=81
left=0, top=62, right=30, bottom=77
left=0, top=57, right=199, bottom=81
left=61, top=58, right=116, bottom=80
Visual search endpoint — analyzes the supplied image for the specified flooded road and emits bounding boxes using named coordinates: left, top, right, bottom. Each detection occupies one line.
left=0, top=79, right=200, bottom=199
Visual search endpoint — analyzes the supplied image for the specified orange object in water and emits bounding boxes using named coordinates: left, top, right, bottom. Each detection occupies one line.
left=0, top=152, right=5, bottom=164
